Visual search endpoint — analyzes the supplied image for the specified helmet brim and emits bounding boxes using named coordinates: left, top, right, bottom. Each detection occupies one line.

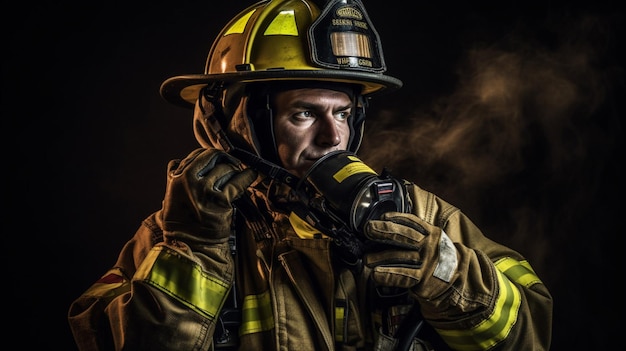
left=160, top=70, right=403, bottom=109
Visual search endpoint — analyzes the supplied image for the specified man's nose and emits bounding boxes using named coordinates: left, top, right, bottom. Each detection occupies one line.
left=315, top=116, right=341, bottom=147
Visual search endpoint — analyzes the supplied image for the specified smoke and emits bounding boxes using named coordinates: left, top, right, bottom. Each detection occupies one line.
left=360, top=14, right=624, bottom=346
left=359, top=12, right=623, bottom=275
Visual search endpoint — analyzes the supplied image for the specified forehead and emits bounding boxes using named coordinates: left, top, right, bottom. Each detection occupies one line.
left=274, top=88, right=352, bottom=104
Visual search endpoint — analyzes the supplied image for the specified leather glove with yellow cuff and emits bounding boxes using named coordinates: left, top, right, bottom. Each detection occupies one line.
left=363, top=212, right=458, bottom=299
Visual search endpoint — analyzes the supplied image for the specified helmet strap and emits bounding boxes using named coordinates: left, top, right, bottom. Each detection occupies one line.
left=199, top=84, right=302, bottom=189
left=249, top=93, right=281, bottom=166
left=347, top=94, right=368, bottom=153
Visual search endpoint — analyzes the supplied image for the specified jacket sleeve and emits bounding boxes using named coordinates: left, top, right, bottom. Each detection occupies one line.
left=406, top=183, right=553, bottom=351
left=67, top=210, right=233, bottom=351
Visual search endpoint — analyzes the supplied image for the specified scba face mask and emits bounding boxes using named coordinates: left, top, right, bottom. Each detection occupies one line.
left=292, top=151, right=409, bottom=262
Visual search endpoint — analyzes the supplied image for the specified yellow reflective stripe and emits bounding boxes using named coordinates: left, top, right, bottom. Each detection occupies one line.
left=240, top=291, right=274, bottom=335
left=289, top=211, right=328, bottom=239
left=264, top=10, right=298, bottom=36
left=335, top=305, right=346, bottom=343
left=436, top=269, right=521, bottom=350
left=333, top=159, right=377, bottom=183
left=135, top=246, right=230, bottom=320
left=494, top=258, right=543, bottom=287
left=225, top=9, right=256, bottom=35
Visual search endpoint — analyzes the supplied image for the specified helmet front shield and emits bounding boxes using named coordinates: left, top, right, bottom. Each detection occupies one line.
left=309, top=0, right=387, bottom=73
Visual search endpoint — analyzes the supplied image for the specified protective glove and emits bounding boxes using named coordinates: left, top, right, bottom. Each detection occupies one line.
left=162, top=148, right=258, bottom=245
left=363, top=212, right=458, bottom=299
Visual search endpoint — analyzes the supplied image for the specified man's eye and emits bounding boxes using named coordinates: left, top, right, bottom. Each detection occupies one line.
left=293, top=111, right=313, bottom=120
left=336, top=111, right=351, bottom=121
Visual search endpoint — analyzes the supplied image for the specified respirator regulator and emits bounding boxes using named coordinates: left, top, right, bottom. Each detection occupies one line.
left=292, top=150, right=409, bottom=263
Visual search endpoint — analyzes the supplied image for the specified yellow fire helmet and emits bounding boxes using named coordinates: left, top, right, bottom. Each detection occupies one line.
left=160, top=0, right=403, bottom=171
left=161, top=0, right=402, bottom=108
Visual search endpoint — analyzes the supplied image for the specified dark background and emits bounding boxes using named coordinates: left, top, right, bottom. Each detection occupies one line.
left=4, top=1, right=624, bottom=349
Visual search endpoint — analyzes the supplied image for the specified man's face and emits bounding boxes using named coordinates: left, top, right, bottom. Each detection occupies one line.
left=273, top=88, right=352, bottom=178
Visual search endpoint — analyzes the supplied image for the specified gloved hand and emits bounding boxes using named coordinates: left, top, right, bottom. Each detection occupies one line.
left=362, top=212, right=458, bottom=299
left=162, top=148, right=258, bottom=245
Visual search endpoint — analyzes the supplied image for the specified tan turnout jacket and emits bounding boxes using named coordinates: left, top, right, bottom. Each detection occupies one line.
left=69, top=175, right=552, bottom=351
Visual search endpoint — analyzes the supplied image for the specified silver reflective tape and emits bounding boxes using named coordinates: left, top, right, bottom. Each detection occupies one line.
left=433, top=230, right=458, bottom=283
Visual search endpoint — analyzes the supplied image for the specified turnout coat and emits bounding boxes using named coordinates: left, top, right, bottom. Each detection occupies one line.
left=68, top=174, right=552, bottom=351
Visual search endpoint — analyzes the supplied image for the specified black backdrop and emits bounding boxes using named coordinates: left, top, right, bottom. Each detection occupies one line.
left=4, top=1, right=624, bottom=349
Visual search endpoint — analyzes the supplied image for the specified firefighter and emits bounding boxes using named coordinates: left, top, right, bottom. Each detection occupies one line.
left=68, top=0, right=553, bottom=350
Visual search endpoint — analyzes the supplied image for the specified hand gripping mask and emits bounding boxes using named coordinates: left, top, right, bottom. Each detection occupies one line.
left=291, top=150, right=410, bottom=262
